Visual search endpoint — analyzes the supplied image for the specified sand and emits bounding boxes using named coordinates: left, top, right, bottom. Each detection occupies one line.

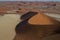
left=0, top=14, right=21, bottom=40
left=28, top=12, right=58, bottom=25
left=43, top=13, right=60, bottom=21
left=0, top=12, right=60, bottom=40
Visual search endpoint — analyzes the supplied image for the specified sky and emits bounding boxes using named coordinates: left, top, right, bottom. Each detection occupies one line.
left=0, top=0, right=60, bottom=1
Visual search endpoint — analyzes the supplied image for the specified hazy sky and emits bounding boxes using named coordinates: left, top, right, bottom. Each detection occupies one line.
left=0, top=0, right=60, bottom=1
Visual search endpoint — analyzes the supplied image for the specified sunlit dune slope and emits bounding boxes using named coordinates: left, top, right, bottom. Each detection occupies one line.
left=28, top=12, right=60, bottom=25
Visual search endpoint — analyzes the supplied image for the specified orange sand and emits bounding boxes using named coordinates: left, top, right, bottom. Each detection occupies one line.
left=28, top=12, right=56, bottom=25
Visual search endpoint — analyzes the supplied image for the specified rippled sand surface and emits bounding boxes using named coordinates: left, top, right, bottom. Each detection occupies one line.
left=0, top=14, right=21, bottom=40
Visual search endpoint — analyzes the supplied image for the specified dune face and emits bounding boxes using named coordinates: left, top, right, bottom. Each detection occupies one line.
left=0, top=14, right=20, bottom=40
left=28, top=13, right=57, bottom=25
left=20, top=11, right=37, bottom=20
left=14, top=12, right=60, bottom=40
left=41, top=34, right=60, bottom=40
left=14, top=24, right=60, bottom=40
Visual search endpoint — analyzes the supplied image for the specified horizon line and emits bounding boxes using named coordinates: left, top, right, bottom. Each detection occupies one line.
left=0, top=0, right=60, bottom=2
